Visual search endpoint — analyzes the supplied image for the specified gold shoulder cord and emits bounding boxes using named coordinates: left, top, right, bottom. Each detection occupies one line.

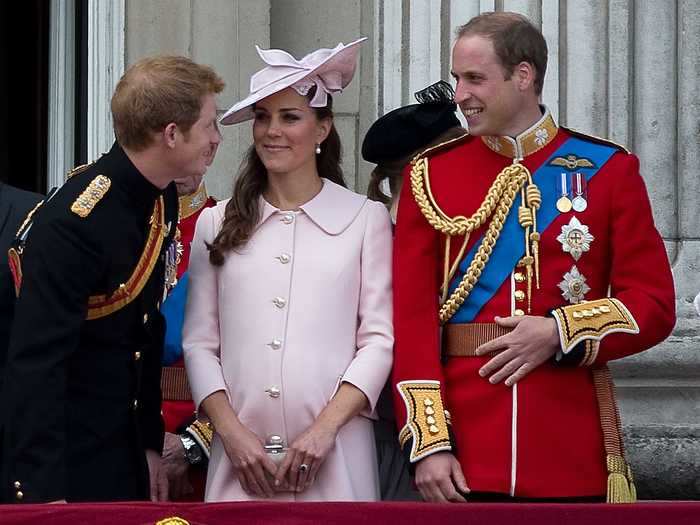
left=410, top=151, right=542, bottom=324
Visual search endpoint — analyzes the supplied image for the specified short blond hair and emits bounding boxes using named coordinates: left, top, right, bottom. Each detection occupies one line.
left=111, top=55, right=225, bottom=151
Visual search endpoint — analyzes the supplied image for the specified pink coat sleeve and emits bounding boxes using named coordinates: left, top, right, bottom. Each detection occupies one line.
left=183, top=206, right=228, bottom=410
left=340, top=200, right=394, bottom=415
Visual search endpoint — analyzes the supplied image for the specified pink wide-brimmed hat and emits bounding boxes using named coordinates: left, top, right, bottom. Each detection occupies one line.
left=219, top=37, right=366, bottom=125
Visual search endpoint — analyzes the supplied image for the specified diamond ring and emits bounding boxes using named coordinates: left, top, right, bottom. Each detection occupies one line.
left=298, top=463, right=309, bottom=473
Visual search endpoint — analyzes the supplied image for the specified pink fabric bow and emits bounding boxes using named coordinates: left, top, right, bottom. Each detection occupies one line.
left=251, top=43, right=346, bottom=107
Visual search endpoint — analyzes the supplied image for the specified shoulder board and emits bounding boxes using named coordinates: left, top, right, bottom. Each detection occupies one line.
left=70, top=175, right=111, bottom=218
left=66, top=161, right=95, bottom=181
left=410, top=131, right=471, bottom=165
left=561, top=126, right=629, bottom=154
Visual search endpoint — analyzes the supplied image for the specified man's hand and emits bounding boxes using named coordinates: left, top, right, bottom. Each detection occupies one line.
left=161, top=432, right=193, bottom=500
left=146, top=448, right=169, bottom=501
left=476, top=315, right=560, bottom=386
left=415, top=452, right=469, bottom=503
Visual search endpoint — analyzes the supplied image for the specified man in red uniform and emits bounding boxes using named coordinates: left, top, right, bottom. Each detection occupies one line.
left=392, top=12, right=675, bottom=503
left=159, top=140, right=219, bottom=500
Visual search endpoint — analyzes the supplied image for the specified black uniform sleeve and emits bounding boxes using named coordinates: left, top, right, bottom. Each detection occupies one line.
left=138, top=310, right=165, bottom=454
left=2, top=214, right=104, bottom=503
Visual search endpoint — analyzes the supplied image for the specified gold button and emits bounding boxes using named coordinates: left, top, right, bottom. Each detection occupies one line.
left=13, top=481, right=21, bottom=489
left=573, top=311, right=583, bottom=319
left=16, top=491, right=24, bottom=500
left=514, top=272, right=525, bottom=283
left=134, top=351, right=141, bottom=361
left=583, top=309, right=594, bottom=318
left=600, top=305, right=611, bottom=313
left=426, top=415, right=436, bottom=425
left=424, top=406, right=435, bottom=416
left=514, top=290, right=525, bottom=301
left=423, top=398, right=434, bottom=406
left=514, top=309, right=525, bottom=316
left=429, top=425, right=439, bottom=434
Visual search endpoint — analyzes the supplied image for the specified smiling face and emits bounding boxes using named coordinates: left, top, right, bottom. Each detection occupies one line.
left=451, top=35, right=530, bottom=137
left=173, top=122, right=221, bottom=196
left=172, top=93, right=221, bottom=182
left=252, top=88, right=331, bottom=177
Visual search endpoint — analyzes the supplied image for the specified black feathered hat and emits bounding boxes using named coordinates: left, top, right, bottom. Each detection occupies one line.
left=361, top=80, right=461, bottom=164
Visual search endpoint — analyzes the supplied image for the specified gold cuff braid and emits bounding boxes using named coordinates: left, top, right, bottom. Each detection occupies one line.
left=396, top=381, right=451, bottom=462
left=185, top=419, right=213, bottom=459
left=552, top=298, right=639, bottom=354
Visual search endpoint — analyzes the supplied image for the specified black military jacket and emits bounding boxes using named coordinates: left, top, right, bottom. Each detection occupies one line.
left=1, top=143, right=178, bottom=503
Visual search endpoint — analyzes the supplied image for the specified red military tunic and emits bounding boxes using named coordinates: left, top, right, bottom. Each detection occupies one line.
left=392, top=109, right=675, bottom=498
left=162, top=183, right=217, bottom=433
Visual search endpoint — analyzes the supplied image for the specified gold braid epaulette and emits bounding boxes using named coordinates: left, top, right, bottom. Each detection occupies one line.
left=410, top=139, right=540, bottom=323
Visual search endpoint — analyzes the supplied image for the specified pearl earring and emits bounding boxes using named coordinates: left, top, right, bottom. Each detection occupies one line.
left=315, top=143, right=321, bottom=155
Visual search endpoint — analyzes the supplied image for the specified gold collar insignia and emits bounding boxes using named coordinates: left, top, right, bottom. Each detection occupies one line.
left=178, top=183, right=208, bottom=220
left=481, top=107, right=558, bottom=159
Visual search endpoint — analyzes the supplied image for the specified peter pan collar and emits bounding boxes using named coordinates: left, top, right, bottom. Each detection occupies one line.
left=259, top=179, right=367, bottom=235
left=481, top=106, right=558, bottom=159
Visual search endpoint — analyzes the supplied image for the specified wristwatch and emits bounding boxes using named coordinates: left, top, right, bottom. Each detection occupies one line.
left=180, top=433, right=204, bottom=465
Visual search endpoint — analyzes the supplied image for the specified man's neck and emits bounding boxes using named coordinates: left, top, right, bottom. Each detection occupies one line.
left=123, top=146, right=171, bottom=190
left=502, top=102, right=544, bottom=139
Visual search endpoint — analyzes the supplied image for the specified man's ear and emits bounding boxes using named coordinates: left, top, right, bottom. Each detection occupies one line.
left=163, top=122, right=178, bottom=149
left=514, top=61, right=536, bottom=92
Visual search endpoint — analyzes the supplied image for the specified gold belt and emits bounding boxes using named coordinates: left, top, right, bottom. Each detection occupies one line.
left=161, top=366, right=192, bottom=402
left=442, top=323, right=512, bottom=357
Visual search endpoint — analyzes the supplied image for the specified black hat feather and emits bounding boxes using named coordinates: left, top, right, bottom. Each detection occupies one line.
left=362, top=80, right=462, bottom=163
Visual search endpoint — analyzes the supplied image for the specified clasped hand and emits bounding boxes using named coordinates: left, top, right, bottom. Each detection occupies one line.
left=475, top=315, right=560, bottom=386
left=221, top=421, right=337, bottom=497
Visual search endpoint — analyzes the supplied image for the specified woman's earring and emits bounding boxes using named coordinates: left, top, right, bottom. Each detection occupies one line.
left=315, top=143, right=321, bottom=155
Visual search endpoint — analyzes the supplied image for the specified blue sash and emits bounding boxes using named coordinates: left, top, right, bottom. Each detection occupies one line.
left=447, top=137, right=616, bottom=323
left=161, top=272, right=189, bottom=365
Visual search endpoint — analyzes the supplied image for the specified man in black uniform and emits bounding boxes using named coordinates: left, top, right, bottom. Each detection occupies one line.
left=0, top=183, right=42, bottom=471
left=1, top=55, right=224, bottom=503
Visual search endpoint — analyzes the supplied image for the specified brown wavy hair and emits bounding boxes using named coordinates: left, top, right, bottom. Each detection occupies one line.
left=367, top=126, right=467, bottom=208
left=208, top=90, right=345, bottom=266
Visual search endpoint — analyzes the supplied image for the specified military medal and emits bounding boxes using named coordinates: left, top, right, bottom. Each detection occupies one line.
left=558, top=265, right=590, bottom=304
left=556, top=216, right=594, bottom=261
left=572, top=172, right=588, bottom=212
left=556, top=173, right=572, bottom=213
left=164, top=239, right=179, bottom=296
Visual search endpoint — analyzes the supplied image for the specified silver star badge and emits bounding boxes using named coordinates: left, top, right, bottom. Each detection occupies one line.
left=556, top=216, right=594, bottom=261
left=558, top=265, right=590, bottom=304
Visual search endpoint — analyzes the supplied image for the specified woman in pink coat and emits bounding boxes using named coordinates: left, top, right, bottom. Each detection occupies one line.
left=182, top=38, right=393, bottom=502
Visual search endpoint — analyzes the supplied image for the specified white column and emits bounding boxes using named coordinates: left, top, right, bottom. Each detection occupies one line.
left=407, top=0, right=442, bottom=103
left=633, top=1, right=677, bottom=240
left=48, top=0, right=75, bottom=191
left=87, top=0, right=125, bottom=163
left=378, top=0, right=402, bottom=114
left=540, top=0, right=559, bottom=123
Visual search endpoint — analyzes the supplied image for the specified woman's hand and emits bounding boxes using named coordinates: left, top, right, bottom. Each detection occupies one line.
left=274, top=421, right=338, bottom=492
left=219, top=422, right=278, bottom=498
left=200, top=390, right=278, bottom=498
